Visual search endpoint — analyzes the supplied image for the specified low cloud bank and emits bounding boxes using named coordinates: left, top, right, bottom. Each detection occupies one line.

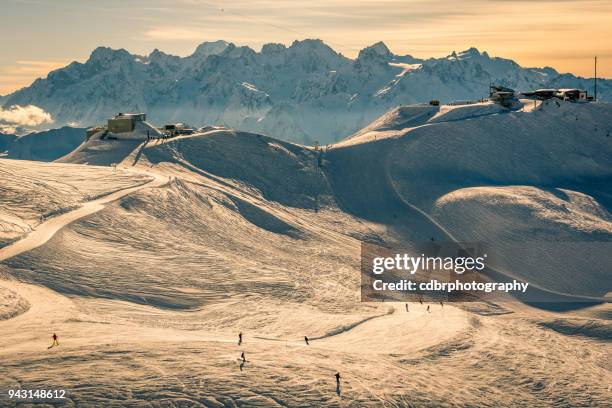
left=0, top=104, right=53, bottom=126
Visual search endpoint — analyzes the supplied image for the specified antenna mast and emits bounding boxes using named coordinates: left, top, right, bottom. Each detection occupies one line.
left=594, top=56, right=598, bottom=101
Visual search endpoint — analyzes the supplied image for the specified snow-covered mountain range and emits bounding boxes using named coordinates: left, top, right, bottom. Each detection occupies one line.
left=2, top=40, right=608, bottom=144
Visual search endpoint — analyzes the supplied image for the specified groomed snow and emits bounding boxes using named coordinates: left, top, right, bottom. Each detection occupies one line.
left=0, top=101, right=611, bottom=406
left=0, top=159, right=152, bottom=246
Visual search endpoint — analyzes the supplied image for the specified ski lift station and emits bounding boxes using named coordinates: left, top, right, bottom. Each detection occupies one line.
left=521, top=88, right=591, bottom=102
left=489, top=85, right=517, bottom=106
left=163, top=123, right=195, bottom=136
left=85, top=113, right=163, bottom=141
left=104, top=112, right=162, bottom=140
left=555, top=89, right=589, bottom=101
left=108, top=113, right=147, bottom=133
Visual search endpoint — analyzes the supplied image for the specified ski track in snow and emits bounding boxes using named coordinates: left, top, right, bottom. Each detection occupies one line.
left=0, top=169, right=163, bottom=263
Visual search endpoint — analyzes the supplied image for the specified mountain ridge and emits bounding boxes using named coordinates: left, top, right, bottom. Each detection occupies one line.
left=3, top=40, right=609, bottom=144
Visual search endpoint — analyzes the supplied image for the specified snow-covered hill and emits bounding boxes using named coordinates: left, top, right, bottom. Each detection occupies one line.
left=326, top=100, right=612, bottom=300
left=0, top=133, right=17, bottom=155
left=1, top=126, right=85, bottom=161
left=50, top=99, right=612, bottom=301
left=3, top=40, right=609, bottom=144
left=0, top=159, right=151, bottom=246
left=0, top=100, right=611, bottom=406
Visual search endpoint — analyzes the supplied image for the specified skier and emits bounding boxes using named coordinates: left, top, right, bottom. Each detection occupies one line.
left=427, top=305, right=430, bottom=313
left=238, top=332, right=243, bottom=346
left=241, top=352, right=246, bottom=363
left=405, top=303, right=409, bottom=312
left=440, top=301, right=444, bottom=308
left=335, top=372, right=341, bottom=395
left=48, top=333, right=60, bottom=349
left=305, top=336, right=309, bottom=345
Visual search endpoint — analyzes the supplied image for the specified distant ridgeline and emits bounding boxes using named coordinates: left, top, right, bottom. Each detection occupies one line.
left=0, top=126, right=85, bottom=162
left=2, top=40, right=609, bottom=144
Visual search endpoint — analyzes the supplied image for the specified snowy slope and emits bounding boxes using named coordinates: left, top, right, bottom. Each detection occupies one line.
left=432, top=186, right=612, bottom=297
left=2, top=126, right=85, bottom=161
left=0, top=286, right=29, bottom=321
left=0, top=159, right=152, bottom=246
left=51, top=99, right=612, bottom=300
left=325, top=100, right=612, bottom=300
left=0, top=101, right=611, bottom=406
left=385, top=101, right=612, bottom=208
left=0, top=133, right=17, bottom=154
left=3, top=41, right=609, bottom=144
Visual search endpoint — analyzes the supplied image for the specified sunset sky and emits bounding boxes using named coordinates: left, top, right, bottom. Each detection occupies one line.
left=1, top=0, right=611, bottom=95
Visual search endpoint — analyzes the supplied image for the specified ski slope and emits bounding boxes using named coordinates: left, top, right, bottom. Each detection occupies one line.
left=0, top=159, right=152, bottom=246
left=326, top=100, right=612, bottom=300
left=0, top=101, right=611, bottom=406
left=432, top=186, right=612, bottom=297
